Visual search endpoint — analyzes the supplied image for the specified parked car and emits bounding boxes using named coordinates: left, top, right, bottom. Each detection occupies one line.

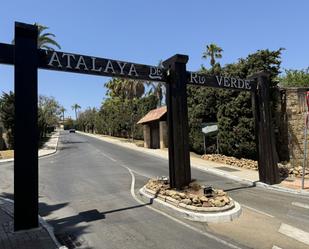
left=69, top=129, right=75, bottom=133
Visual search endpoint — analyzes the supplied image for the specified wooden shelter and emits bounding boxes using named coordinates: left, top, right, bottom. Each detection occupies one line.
left=137, top=106, right=168, bottom=149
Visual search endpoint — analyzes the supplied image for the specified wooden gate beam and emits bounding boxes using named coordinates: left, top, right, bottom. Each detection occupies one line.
left=14, top=22, right=39, bottom=231
left=251, top=72, right=280, bottom=184
left=163, top=54, right=191, bottom=189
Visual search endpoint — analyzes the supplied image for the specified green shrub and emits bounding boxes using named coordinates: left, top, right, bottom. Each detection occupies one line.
left=278, top=68, right=309, bottom=87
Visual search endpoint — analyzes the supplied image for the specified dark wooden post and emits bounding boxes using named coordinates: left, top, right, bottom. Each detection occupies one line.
left=14, top=22, right=39, bottom=231
left=163, top=54, right=191, bottom=189
left=252, top=72, right=280, bottom=184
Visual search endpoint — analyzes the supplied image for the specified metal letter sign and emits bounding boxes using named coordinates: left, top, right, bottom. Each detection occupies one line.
left=0, top=22, right=277, bottom=232
left=39, top=50, right=166, bottom=82
left=188, top=72, right=257, bottom=91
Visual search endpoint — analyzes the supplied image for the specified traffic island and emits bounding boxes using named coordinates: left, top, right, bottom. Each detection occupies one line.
left=139, top=178, right=242, bottom=222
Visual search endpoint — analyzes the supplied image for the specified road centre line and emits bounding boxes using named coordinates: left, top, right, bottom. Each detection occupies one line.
left=121, top=164, right=243, bottom=249
left=278, top=223, right=309, bottom=246
left=292, top=202, right=309, bottom=210
left=272, top=246, right=283, bottom=249
left=240, top=204, right=274, bottom=218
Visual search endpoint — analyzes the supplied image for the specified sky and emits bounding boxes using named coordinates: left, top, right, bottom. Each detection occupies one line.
left=1, top=0, right=309, bottom=118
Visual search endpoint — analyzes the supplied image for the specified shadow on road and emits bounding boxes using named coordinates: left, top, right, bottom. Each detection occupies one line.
left=0, top=192, right=14, bottom=200
left=223, top=182, right=257, bottom=192
left=0, top=192, right=93, bottom=249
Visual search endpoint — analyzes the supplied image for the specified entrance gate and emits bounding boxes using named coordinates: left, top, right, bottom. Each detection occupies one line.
left=0, top=22, right=279, bottom=231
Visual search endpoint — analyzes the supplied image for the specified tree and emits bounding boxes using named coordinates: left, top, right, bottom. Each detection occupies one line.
left=63, top=118, right=74, bottom=130
left=278, top=68, right=309, bottom=87
left=71, top=104, right=81, bottom=120
left=36, top=23, right=61, bottom=50
left=148, top=61, right=166, bottom=107
left=0, top=92, right=15, bottom=149
left=76, top=107, right=97, bottom=133
left=202, top=43, right=223, bottom=67
left=0, top=92, right=62, bottom=147
left=12, top=23, right=61, bottom=50
left=105, top=78, right=145, bottom=100
left=59, top=106, right=66, bottom=122
left=187, top=48, right=283, bottom=159
left=38, top=95, right=61, bottom=138
left=104, top=77, right=146, bottom=140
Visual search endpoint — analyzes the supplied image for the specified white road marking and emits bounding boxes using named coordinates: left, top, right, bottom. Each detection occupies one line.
left=272, top=246, right=283, bottom=249
left=240, top=204, right=274, bottom=218
left=122, top=165, right=243, bottom=249
left=120, top=164, right=154, bottom=178
left=292, top=202, right=309, bottom=210
left=101, top=152, right=117, bottom=162
left=278, top=223, right=309, bottom=246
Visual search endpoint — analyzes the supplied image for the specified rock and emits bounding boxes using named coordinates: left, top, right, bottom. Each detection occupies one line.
left=168, top=190, right=177, bottom=196
left=178, top=192, right=186, bottom=199
left=216, top=190, right=226, bottom=196
left=221, top=196, right=230, bottom=204
left=296, top=166, right=302, bottom=171
left=172, top=195, right=181, bottom=201
left=202, top=202, right=213, bottom=207
left=181, top=198, right=192, bottom=205
left=159, top=190, right=166, bottom=195
left=189, top=182, right=201, bottom=191
left=200, top=196, right=208, bottom=202
left=192, top=197, right=200, bottom=204
left=201, top=154, right=258, bottom=170
left=213, top=199, right=226, bottom=207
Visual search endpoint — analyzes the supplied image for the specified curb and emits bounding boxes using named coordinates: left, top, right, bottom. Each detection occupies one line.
left=77, top=132, right=309, bottom=197
left=192, top=164, right=309, bottom=197
left=191, top=163, right=255, bottom=186
left=38, top=216, right=68, bottom=249
left=255, top=181, right=309, bottom=197
left=0, top=158, right=14, bottom=163
left=139, top=187, right=242, bottom=223
left=0, top=197, right=67, bottom=249
left=0, top=131, right=60, bottom=164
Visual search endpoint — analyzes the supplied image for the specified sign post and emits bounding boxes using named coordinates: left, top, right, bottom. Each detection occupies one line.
left=14, top=22, right=39, bottom=230
left=163, top=55, right=191, bottom=189
left=252, top=72, right=280, bottom=184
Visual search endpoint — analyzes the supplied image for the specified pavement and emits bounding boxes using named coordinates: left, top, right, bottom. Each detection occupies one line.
left=0, top=131, right=63, bottom=249
left=78, top=131, right=309, bottom=195
left=0, top=131, right=60, bottom=163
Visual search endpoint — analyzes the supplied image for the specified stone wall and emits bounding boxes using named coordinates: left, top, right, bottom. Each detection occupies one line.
left=159, top=121, right=168, bottom=149
left=143, top=125, right=151, bottom=148
left=278, top=87, right=309, bottom=169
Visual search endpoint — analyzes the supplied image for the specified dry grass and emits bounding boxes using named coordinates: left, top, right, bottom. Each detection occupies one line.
left=134, top=140, right=144, bottom=147
left=0, top=150, right=14, bottom=159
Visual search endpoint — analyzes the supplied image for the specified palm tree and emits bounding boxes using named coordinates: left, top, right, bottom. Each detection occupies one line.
left=59, top=107, right=66, bottom=122
left=122, top=79, right=145, bottom=100
left=12, top=23, right=61, bottom=50
left=202, top=43, right=223, bottom=67
left=105, top=78, right=145, bottom=100
left=148, top=60, right=166, bottom=107
left=71, top=104, right=81, bottom=120
left=36, top=23, right=61, bottom=50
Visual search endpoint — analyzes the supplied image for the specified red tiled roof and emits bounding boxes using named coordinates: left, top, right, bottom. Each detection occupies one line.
left=137, top=106, right=167, bottom=124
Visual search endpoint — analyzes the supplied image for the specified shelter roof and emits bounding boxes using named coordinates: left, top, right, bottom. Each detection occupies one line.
left=137, top=106, right=167, bottom=124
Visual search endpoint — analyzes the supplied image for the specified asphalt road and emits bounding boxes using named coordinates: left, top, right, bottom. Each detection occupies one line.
left=1, top=131, right=309, bottom=249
